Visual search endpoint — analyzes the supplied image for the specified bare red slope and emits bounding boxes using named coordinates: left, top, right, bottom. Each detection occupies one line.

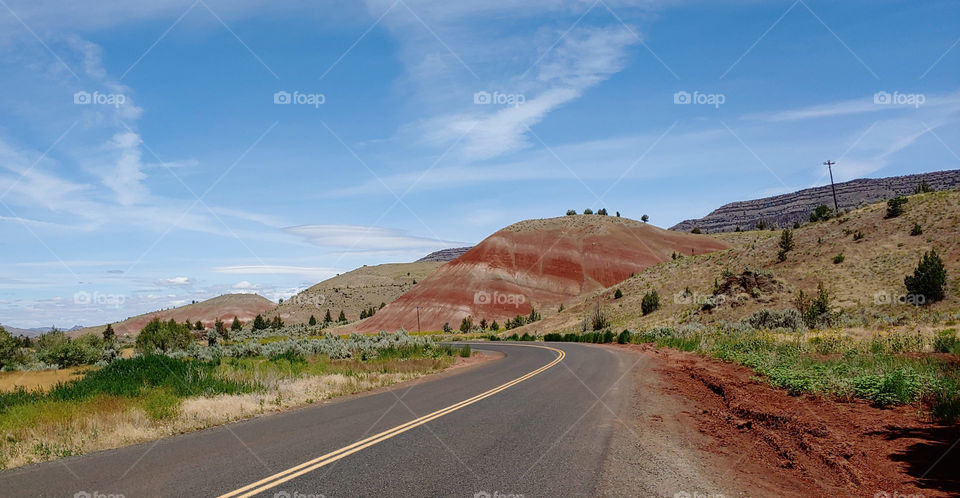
left=350, top=216, right=728, bottom=333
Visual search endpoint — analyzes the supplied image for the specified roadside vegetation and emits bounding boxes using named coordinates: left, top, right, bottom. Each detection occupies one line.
left=0, top=325, right=465, bottom=469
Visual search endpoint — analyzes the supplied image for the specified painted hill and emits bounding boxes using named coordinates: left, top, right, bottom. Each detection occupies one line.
left=512, top=188, right=960, bottom=335
left=274, top=261, right=444, bottom=325
left=671, top=169, right=960, bottom=233
left=70, top=294, right=277, bottom=338
left=347, top=215, right=729, bottom=333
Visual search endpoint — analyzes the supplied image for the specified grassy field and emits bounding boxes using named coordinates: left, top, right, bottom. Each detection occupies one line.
left=496, top=326, right=960, bottom=422
left=0, top=341, right=463, bottom=469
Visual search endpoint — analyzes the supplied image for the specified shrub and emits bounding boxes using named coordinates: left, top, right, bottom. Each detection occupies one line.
left=442, top=322, right=452, bottom=333
left=691, top=227, right=702, bottom=234
left=566, top=209, right=576, bottom=216
left=490, top=320, right=499, bottom=332
left=597, top=208, right=608, bottom=215
left=852, top=370, right=920, bottom=407
left=794, top=283, right=831, bottom=328
left=458, top=344, right=472, bottom=357
left=853, top=230, right=865, bottom=241
left=779, top=229, right=795, bottom=253
left=583, top=208, right=594, bottom=215
left=641, top=290, right=660, bottom=315
left=0, top=326, right=28, bottom=369
left=886, top=197, right=907, bottom=218
left=308, top=315, right=317, bottom=326
left=590, top=305, right=609, bottom=331
left=933, top=329, right=960, bottom=354
left=231, top=316, right=242, bottom=331
left=809, top=204, right=832, bottom=222
left=614, top=288, right=623, bottom=299
left=905, top=249, right=947, bottom=304
left=910, top=224, right=923, bottom=236
left=617, top=329, right=632, bottom=344
left=833, top=253, right=845, bottom=264
left=743, top=308, right=806, bottom=331
left=641, top=214, right=649, bottom=223
left=135, top=318, right=194, bottom=354
left=103, top=323, right=116, bottom=342
left=459, top=316, right=473, bottom=333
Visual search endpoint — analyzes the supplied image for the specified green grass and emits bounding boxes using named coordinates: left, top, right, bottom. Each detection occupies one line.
left=643, top=327, right=960, bottom=421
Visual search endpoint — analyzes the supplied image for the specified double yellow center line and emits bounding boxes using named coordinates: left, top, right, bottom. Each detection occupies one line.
left=218, top=344, right=565, bottom=498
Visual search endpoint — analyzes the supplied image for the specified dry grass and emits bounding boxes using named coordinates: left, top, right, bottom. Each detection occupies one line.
left=0, top=367, right=92, bottom=393
left=509, top=190, right=960, bottom=336
left=0, top=357, right=451, bottom=469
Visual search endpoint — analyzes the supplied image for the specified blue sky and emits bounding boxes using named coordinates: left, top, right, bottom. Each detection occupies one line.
left=0, top=0, right=958, bottom=328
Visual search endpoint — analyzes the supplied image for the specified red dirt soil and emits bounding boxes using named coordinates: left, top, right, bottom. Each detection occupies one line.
left=613, top=343, right=960, bottom=497
left=350, top=216, right=728, bottom=333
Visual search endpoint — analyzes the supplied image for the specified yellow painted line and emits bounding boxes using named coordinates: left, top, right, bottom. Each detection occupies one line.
left=219, top=343, right=565, bottom=498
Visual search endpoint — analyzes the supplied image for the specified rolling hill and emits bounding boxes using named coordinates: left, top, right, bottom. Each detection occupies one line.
left=69, top=294, right=277, bottom=338
left=347, top=215, right=730, bottom=333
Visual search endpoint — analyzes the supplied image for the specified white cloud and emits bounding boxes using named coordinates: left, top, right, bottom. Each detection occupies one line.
left=213, top=265, right=342, bottom=279
left=155, top=276, right=193, bottom=286
left=283, top=224, right=463, bottom=251
left=232, top=280, right=258, bottom=289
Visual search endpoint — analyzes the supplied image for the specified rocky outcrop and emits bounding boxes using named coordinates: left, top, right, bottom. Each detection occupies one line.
left=350, top=215, right=729, bottom=333
left=671, top=169, right=960, bottom=233
left=416, top=247, right=474, bottom=262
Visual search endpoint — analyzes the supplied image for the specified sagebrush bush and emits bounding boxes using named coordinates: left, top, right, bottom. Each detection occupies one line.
left=641, top=290, right=660, bottom=315
left=743, top=309, right=806, bottom=331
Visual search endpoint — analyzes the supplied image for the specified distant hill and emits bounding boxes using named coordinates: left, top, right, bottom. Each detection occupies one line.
left=0, top=325, right=82, bottom=337
left=416, top=247, right=473, bottom=262
left=69, top=294, right=277, bottom=338
left=671, top=169, right=960, bottom=233
left=273, top=261, right=444, bottom=325
left=348, top=214, right=729, bottom=333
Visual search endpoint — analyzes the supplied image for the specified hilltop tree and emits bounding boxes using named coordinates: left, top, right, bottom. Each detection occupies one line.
left=566, top=209, right=577, bottom=216
left=905, top=249, right=947, bottom=304
left=231, top=316, right=242, bottom=332
left=583, top=208, right=594, bottom=215
left=615, top=211, right=620, bottom=217
left=308, top=315, right=317, bottom=326
left=641, top=214, right=649, bottom=223
left=597, top=208, right=608, bottom=216
left=103, top=323, right=116, bottom=342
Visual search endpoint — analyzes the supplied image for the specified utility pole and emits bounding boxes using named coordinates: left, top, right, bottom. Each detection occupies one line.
left=824, top=160, right=839, bottom=213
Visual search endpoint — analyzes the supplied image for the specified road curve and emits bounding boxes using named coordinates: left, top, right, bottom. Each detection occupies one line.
left=0, top=343, right=642, bottom=497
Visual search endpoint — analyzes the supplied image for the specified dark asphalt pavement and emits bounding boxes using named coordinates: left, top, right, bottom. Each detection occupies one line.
left=0, top=343, right=641, bottom=497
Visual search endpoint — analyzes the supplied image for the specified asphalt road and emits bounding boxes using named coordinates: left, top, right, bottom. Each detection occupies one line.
left=0, top=343, right=644, bottom=497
